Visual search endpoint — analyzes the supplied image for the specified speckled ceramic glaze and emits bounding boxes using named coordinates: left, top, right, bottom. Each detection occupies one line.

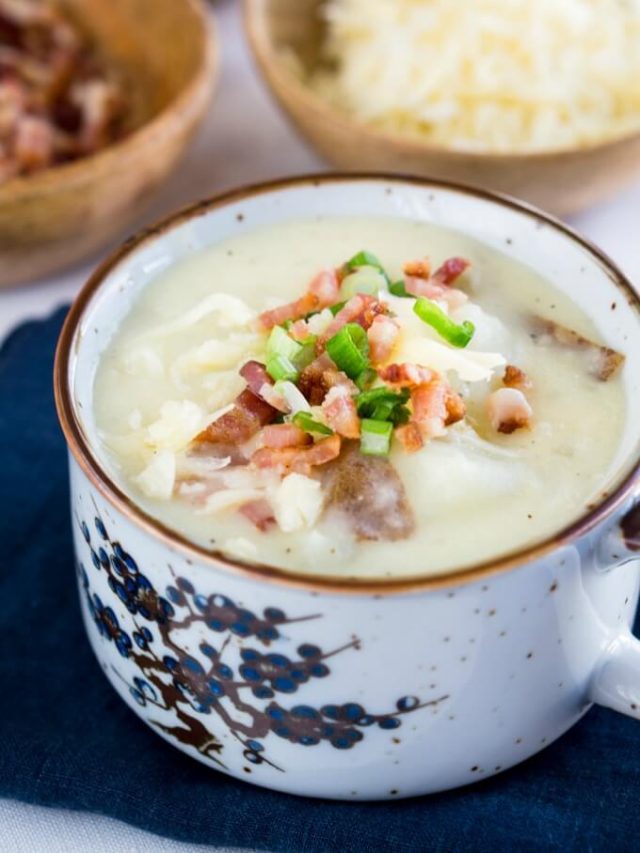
left=55, top=176, right=640, bottom=800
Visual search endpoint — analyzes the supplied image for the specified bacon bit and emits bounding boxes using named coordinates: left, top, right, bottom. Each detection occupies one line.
left=411, top=379, right=466, bottom=439
left=432, top=257, right=470, bottom=286
left=257, top=268, right=339, bottom=331
left=530, top=316, right=624, bottom=382
left=403, top=258, right=432, bottom=279
left=288, top=318, right=314, bottom=341
left=13, top=115, right=54, bottom=172
left=503, top=364, right=532, bottom=391
left=404, top=276, right=468, bottom=311
left=403, top=256, right=470, bottom=310
left=258, top=423, right=311, bottom=449
left=196, top=389, right=277, bottom=444
left=321, top=386, right=360, bottom=439
left=378, top=362, right=436, bottom=387
left=367, top=314, right=400, bottom=365
left=252, top=434, right=342, bottom=476
left=297, top=353, right=356, bottom=405
left=308, top=267, right=340, bottom=306
left=257, top=291, right=318, bottom=332
left=395, top=422, right=424, bottom=453
left=318, top=294, right=387, bottom=348
left=487, top=388, right=532, bottom=434
left=240, top=360, right=273, bottom=396
left=239, top=499, right=276, bottom=532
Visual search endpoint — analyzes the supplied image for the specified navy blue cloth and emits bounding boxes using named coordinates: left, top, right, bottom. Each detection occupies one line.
left=0, top=307, right=638, bottom=852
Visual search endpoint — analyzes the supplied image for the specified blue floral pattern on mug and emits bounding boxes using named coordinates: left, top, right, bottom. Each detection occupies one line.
left=78, top=515, right=447, bottom=771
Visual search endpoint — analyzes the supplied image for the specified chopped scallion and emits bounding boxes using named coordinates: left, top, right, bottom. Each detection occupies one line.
left=389, top=280, right=412, bottom=298
left=345, top=250, right=390, bottom=283
left=266, top=354, right=299, bottom=382
left=340, top=267, right=388, bottom=300
left=267, top=325, right=316, bottom=372
left=292, top=412, right=334, bottom=435
left=355, top=367, right=377, bottom=391
left=329, top=300, right=346, bottom=316
left=355, top=387, right=409, bottom=421
left=360, top=419, right=393, bottom=456
left=325, top=323, right=370, bottom=379
left=413, top=297, right=475, bottom=348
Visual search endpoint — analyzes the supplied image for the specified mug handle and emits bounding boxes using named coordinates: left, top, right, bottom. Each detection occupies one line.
left=588, top=500, right=640, bottom=719
left=589, top=633, right=640, bottom=719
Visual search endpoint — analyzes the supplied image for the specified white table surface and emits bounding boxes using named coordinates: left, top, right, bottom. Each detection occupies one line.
left=1, top=1, right=639, bottom=850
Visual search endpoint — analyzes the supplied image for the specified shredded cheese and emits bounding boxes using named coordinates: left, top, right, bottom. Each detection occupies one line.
left=311, top=0, right=640, bottom=152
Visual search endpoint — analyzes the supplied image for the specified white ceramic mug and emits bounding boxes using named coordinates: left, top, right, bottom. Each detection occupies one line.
left=54, top=176, right=640, bottom=800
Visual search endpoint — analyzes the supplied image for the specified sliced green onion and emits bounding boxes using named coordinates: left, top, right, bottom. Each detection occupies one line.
left=360, top=419, right=393, bottom=457
left=356, top=387, right=409, bottom=420
left=326, top=322, right=370, bottom=379
left=292, top=412, right=334, bottom=436
left=340, top=267, right=388, bottom=300
left=267, top=326, right=302, bottom=362
left=388, top=404, right=410, bottom=426
left=389, top=280, right=412, bottom=298
left=355, top=367, right=377, bottom=391
left=329, top=300, right=346, bottom=316
left=413, top=297, right=475, bottom=348
left=267, top=325, right=316, bottom=372
left=295, top=336, right=317, bottom=370
left=345, top=250, right=390, bottom=282
left=266, top=354, right=299, bottom=382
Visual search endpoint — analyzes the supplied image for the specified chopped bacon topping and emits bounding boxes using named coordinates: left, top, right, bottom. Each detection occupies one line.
left=258, top=423, right=311, bottom=449
left=288, top=318, right=314, bottom=341
left=318, top=294, right=387, bottom=348
left=308, top=267, right=340, bottom=305
left=257, top=269, right=339, bottom=331
left=367, top=314, right=400, bottom=365
left=321, top=386, right=361, bottom=439
left=486, top=388, right=532, bottom=434
left=378, top=362, right=436, bottom=387
left=403, top=255, right=470, bottom=311
left=405, top=276, right=468, bottom=311
left=432, top=257, right=470, bottom=286
left=403, top=258, right=432, bottom=279
left=298, top=353, right=357, bottom=405
left=196, top=389, right=277, bottom=444
left=503, top=364, right=532, bottom=390
left=240, top=360, right=273, bottom=397
left=410, top=378, right=466, bottom=439
left=395, top=422, right=424, bottom=453
left=0, top=0, right=127, bottom=182
left=252, top=434, right=342, bottom=476
left=239, top=499, right=276, bottom=532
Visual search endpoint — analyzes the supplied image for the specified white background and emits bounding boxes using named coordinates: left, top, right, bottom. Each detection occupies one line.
left=1, top=1, right=639, bottom=850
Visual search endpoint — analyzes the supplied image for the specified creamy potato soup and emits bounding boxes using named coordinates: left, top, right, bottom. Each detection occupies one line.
left=93, top=217, right=626, bottom=579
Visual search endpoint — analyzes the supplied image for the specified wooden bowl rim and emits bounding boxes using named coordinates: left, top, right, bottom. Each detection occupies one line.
left=0, top=0, right=218, bottom=202
left=54, top=171, right=640, bottom=597
left=243, top=0, right=640, bottom=163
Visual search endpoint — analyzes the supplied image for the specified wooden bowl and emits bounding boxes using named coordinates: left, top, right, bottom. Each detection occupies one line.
left=244, top=0, right=640, bottom=217
left=0, top=0, right=217, bottom=287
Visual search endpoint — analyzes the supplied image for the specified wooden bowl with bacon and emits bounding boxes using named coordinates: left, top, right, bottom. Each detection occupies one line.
left=0, top=0, right=217, bottom=287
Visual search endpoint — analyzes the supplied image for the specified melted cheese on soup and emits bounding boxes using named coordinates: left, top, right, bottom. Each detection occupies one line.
left=92, top=217, right=626, bottom=579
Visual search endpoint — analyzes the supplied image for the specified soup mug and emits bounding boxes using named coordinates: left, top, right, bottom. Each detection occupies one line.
left=54, top=175, right=640, bottom=800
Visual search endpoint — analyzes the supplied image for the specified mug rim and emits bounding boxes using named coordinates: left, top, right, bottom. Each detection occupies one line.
left=54, top=172, right=640, bottom=595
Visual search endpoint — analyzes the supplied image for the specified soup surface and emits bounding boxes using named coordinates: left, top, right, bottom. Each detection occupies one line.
left=92, top=216, right=626, bottom=579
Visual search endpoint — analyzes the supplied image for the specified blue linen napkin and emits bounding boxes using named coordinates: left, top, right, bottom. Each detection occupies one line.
left=0, top=307, right=638, bottom=853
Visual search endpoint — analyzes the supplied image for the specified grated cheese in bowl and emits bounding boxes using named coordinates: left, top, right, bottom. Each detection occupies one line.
left=309, top=0, right=640, bottom=153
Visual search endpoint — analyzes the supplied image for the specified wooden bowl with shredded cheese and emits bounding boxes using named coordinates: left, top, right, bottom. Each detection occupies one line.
left=0, top=0, right=217, bottom=287
left=245, top=0, right=640, bottom=216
